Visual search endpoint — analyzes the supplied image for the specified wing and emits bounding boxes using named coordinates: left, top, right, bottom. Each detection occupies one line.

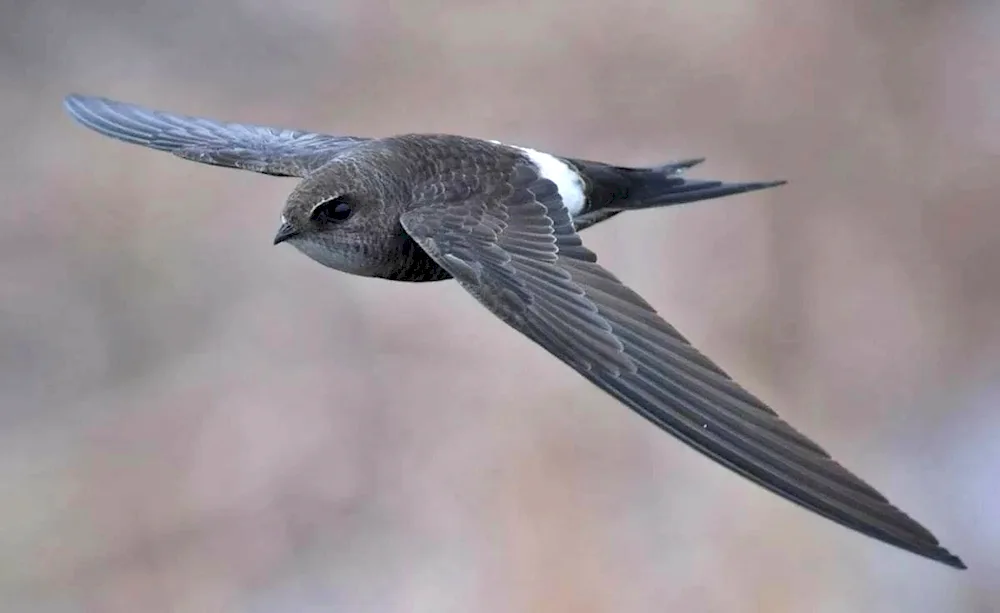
left=400, top=160, right=965, bottom=569
left=63, top=94, right=368, bottom=177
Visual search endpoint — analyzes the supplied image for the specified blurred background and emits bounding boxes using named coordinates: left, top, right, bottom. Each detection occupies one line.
left=1, top=0, right=998, bottom=611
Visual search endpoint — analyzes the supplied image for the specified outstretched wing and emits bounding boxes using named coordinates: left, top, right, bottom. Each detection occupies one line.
left=399, top=158, right=964, bottom=569
left=63, top=94, right=368, bottom=177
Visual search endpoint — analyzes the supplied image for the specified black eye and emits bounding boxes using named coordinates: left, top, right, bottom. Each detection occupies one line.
left=310, top=196, right=352, bottom=223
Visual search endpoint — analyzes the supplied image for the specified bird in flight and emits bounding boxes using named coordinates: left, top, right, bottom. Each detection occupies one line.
left=63, top=93, right=964, bottom=570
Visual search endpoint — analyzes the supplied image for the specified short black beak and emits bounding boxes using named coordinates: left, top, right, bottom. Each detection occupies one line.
left=273, top=222, right=299, bottom=245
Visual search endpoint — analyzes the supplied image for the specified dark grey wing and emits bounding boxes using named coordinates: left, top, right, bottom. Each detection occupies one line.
left=63, top=94, right=368, bottom=177
left=400, top=161, right=965, bottom=570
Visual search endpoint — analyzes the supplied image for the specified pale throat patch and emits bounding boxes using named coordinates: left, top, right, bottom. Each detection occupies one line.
left=489, top=141, right=587, bottom=217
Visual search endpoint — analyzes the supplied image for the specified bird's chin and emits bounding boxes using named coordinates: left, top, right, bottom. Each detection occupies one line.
left=286, top=237, right=376, bottom=276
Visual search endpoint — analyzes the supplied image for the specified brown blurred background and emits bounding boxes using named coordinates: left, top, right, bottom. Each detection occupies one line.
left=1, top=0, right=998, bottom=611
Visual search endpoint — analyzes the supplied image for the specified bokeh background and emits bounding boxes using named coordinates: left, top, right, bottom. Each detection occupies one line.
left=2, top=1, right=998, bottom=611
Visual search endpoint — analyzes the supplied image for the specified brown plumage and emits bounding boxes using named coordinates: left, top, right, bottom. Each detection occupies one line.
left=63, top=93, right=964, bottom=569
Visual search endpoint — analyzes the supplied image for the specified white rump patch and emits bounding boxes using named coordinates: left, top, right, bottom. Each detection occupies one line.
left=491, top=141, right=586, bottom=217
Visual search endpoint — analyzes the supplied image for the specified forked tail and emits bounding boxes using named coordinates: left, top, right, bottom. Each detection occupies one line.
left=628, top=158, right=786, bottom=208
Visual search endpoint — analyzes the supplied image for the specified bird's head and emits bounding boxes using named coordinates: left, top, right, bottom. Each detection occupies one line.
left=273, top=167, right=400, bottom=276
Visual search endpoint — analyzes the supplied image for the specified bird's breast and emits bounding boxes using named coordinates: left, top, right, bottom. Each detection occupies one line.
left=380, top=234, right=454, bottom=282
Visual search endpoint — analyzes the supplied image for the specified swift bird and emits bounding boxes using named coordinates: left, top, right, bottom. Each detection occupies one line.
left=63, top=93, right=964, bottom=569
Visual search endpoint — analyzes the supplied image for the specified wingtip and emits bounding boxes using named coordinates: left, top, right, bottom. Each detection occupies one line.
left=937, top=549, right=967, bottom=570
left=64, top=92, right=109, bottom=104
left=62, top=93, right=125, bottom=118
left=62, top=93, right=99, bottom=123
left=62, top=93, right=81, bottom=113
left=62, top=94, right=89, bottom=127
left=749, top=179, right=788, bottom=190
left=62, top=92, right=93, bottom=110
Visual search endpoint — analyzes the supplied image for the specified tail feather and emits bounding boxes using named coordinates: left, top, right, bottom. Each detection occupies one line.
left=634, top=176, right=787, bottom=207
left=656, top=157, right=706, bottom=174
left=566, top=155, right=786, bottom=232
left=629, top=159, right=786, bottom=207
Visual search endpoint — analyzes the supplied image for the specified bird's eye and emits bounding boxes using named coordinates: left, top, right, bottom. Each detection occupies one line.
left=310, top=196, right=352, bottom=223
